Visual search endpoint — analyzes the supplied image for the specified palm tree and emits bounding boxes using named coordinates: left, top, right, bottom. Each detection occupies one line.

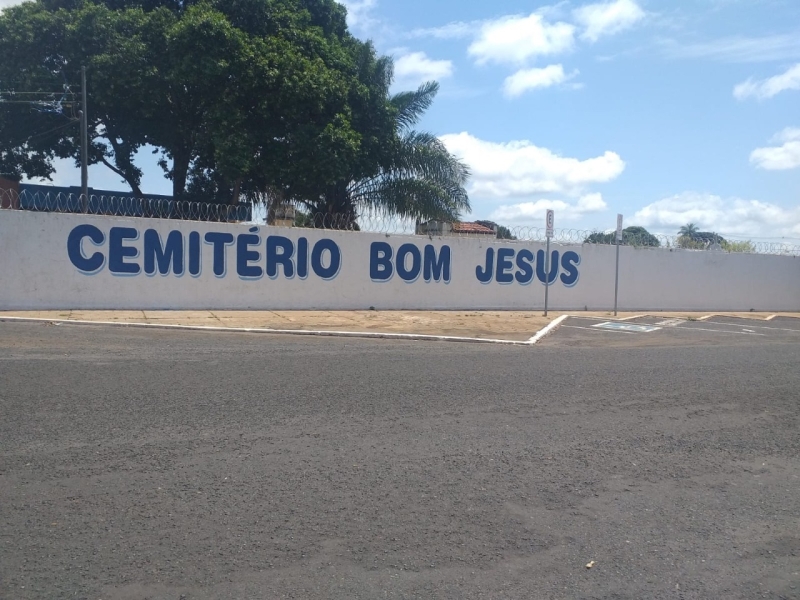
left=350, top=83, right=470, bottom=219
left=679, top=223, right=699, bottom=239
left=296, top=78, right=471, bottom=229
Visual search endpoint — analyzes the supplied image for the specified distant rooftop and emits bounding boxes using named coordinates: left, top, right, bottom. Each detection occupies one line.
left=450, top=222, right=496, bottom=234
left=416, top=220, right=497, bottom=237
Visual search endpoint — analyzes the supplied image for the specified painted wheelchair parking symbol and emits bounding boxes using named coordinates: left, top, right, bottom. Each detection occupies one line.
left=546, top=315, right=800, bottom=348
left=592, top=322, right=662, bottom=333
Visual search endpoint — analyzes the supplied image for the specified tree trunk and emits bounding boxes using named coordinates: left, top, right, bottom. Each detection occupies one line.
left=105, top=136, right=143, bottom=197
left=172, top=149, right=191, bottom=200
left=100, top=156, right=143, bottom=198
left=321, top=181, right=357, bottom=229
left=231, top=178, right=242, bottom=206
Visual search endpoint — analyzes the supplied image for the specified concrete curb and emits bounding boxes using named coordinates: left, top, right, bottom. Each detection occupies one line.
left=0, top=316, right=536, bottom=346
left=528, top=315, right=569, bottom=344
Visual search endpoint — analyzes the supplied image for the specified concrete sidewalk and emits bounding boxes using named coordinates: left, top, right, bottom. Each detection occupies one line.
left=2, top=310, right=798, bottom=342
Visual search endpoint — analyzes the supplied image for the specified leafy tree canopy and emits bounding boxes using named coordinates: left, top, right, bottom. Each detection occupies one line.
left=678, top=231, right=726, bottom=249
left=476, top=219, right=517, bottom=240
left=584, top=225, right=661, bottom=247
left=0, top=0, right=399, bottom=206
left=678, top=222, right=699, bottom=238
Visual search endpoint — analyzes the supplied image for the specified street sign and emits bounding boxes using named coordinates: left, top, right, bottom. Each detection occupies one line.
left=546, top=209, right=554, bottom=238
left=616, top=214, right=623, bottom=241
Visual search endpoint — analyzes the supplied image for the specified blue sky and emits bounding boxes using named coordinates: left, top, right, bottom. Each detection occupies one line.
left=9, top=0, right=800, bottom=239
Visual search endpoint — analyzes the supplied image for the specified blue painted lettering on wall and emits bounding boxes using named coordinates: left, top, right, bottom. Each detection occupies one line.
left=370, top=242, right=451, bottom=283
left=67, top=225, right=580, bottom=287
left=67, top=225, right=342, bottom=282
left=67, top=224, right=105, bottom=274
left=144, top=229, right=183, bottom=276
left=475, top=247, right=580, bottom=286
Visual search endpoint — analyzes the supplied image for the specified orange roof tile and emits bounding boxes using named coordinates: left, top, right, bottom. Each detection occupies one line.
left=451, top=222, right=496, bottom=234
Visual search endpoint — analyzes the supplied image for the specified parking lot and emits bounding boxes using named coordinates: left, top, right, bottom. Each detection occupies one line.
left=543, top=315, right=800, bottom=348
left=1, top=321, right=799, bottom=599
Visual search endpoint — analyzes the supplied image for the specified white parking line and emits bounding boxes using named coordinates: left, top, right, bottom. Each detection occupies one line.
left=667, top=325, right=766, bottom=336
left=565, top=318, right=769, bottom=337
left=657, top=318, right=684, bottom=327
left=704, top=321, right=800, bottom=333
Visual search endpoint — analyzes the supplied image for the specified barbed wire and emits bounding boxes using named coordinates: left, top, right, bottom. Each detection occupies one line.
left=1, top=189, right=798, bottom=256
left=0, top=189, right=252, bottom=223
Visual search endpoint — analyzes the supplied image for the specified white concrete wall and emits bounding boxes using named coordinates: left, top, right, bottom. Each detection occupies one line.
left=1, top=211, right=798, bottom=311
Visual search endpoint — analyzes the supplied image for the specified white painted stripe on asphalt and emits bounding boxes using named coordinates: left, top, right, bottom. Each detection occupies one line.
left=668, top=325, right=766, bottom=336
left=557, top=315, right=637, bottom=322
left=617, top=315, right=646, bottom=321
left=704, top=321, right=800, bottom=333
left=592, top=319, right=770, bottom=336
left=560, top=316, right=771, bottom=337
left=0, top=317, right=533, bottom=346
left=657, top=318, right=684, bottom=327
left=528, top=314, right=570, bottom=344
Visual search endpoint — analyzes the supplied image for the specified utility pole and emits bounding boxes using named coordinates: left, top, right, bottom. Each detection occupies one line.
left=544, top=209, right=554, bottom=316
left=80, top=66, right=89, bottom=212
left=614, top=214, right=623, bottom=316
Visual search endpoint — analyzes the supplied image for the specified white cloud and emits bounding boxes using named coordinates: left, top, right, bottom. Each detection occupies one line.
left=467, top=13, right=575, bottom=66
left=439, top=132, right=625, bottom=199
left=661, top=33, right=800, bottom=63
left=0, top=0, right=23, bottom=7
left=503, top=64, right=578, bottom=97
left=750, top=128, right=800, bottom=170
left=339, top=0, right=377, bottom=31
left=490, top=193, right=608, bottom=223
left=393, top=51, right=453, bottom=89
left=633, top=192, right=800, bottom=237
left=734, top=63, right=800, bottom=100
left=573, top=0, right=645, bottom=43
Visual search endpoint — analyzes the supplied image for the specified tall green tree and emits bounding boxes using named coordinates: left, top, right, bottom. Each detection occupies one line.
left=584, top=226, right=661, bottom=247
left=678, top=223, right=699, bottom=239
left=292, top=79, right=470, bottom=228
left=0, top=0, right=397, bottom=201
left=0, top=0, right=469, bottom=224
left=0, top=1, right=160, bottom=192
left=677, top=223, right=725, bottom=249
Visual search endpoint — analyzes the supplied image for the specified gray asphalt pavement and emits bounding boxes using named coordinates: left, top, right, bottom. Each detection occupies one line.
left=545, top=315, right=800, bottom=348
left=1, top=322, right=799, bottom=600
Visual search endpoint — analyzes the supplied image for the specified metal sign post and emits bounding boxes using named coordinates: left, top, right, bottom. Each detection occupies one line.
left=80, top=66, right=89, bottom=213
left=614, top=214, right=622, bottom=316
left=544, top=209, right=554, bottom=316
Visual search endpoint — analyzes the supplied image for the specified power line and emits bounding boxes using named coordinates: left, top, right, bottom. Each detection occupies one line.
left=26, top=120, right=79, bottom=142
left=0, top=91, right=76, bottom=95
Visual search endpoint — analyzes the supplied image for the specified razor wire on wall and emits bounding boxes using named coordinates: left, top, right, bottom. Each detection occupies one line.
left=1, top=188, right=798, bottom=257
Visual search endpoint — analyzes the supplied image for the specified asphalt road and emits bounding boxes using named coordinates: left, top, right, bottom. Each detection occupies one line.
left=1, top=322, right=799, bottom=600
left=544, top=315, right=800, bottom=348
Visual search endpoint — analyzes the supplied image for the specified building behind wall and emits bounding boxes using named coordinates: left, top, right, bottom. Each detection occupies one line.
left=0, top=177, right=20, bottom=209
left=416, top=220, right=497, bottom=237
